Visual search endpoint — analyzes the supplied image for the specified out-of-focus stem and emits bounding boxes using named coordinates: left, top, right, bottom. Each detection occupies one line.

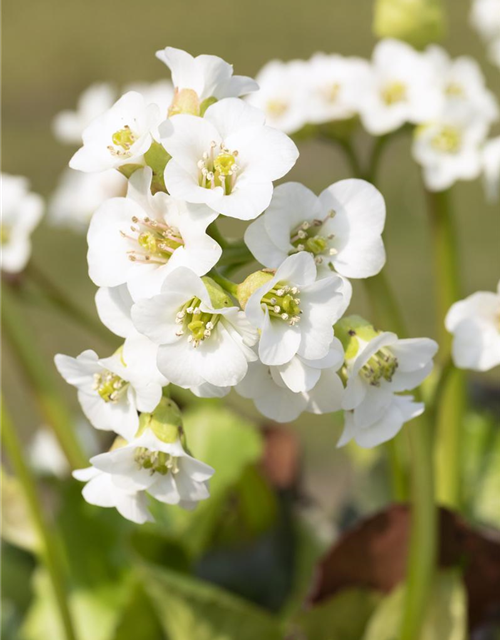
left=208, top=270, right=239, bottom=297
left=1, top=399, right=77, bottom=640
left=2, top=284, right=87, bottom=469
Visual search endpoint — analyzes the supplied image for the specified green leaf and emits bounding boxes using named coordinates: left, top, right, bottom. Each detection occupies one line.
left=294, top=588, right=381, bottom=640
left=111, top=580, right=163, bottom=640
left=363, top=570, right=467, bottom=640
left=141, top=563, right=282, bottom=640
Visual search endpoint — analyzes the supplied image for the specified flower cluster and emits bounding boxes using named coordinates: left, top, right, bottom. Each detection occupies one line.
left=470, top=0, right=500, bottom=69
left=55, top=46, right=439, bottom=524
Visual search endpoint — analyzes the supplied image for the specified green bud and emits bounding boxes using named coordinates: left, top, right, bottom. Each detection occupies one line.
left=373, top=0, right=446, bottom=49
left=202, top=276, right=233, bottom=309
left=168, top=88, right=200, bottom=117
left=137, top=397, right=182, bottom=444
left=236, top=271, right=274, bottom=310
left=200, top=96, right=218, bottom=117
left=335, top=315, right=379, bottom=361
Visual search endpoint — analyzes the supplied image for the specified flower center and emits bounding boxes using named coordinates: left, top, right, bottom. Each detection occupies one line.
left=445, top=82, right=464, bottom=98
left=261, top=283, right=302, bottom=326
left=321, top=82, right=341, bottom=103
left=121, top=215, right=184, bottom=265
left=267, top=99, right=289, bottom=118
left=175, top=297, right=220, bottom=347
left=381, top=81, right=407, bottom=105
left=431, top=126, right=462, bottom=154
left=289, top=210, right=337, bottom=265
left=1, top=225, right=10, bottom=245
left=359, top=348, right=398, bottom=386
left=134, top=447, right=179, bottom=475
left=198, top=141, right=239, bottom=195
left=107, top=125, right=138, bottom=158
left=93, top=370, right=128, bottom=402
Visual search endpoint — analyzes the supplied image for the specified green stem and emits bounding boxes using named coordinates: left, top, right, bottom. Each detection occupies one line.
left=217, top=242, right=254, bottom=268
left=208, top=270, right=239, bottom=297
left=319, top=134, right=362, bottom=176
left=425, top=188, right=464, bottom=510
left=25, top=262, right=112, bottom=344
left=1, top=399, right=77, bottom=640
left=2, top=284, right=87, bottom=469
left=207, top=220, right=229, bottom=250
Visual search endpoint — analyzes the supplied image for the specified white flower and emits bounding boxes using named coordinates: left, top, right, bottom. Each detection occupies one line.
left=49, top=168, right=126, bottom=231
left=412, top=105, right=489, bottom=191
left=425, top=46, right=498, bottom=125
left=246, top=60, right=309, bottom=134
left=339, top=330, right=438, bottom=448
left=244, top=180, right=386, bottom=278
left=445, top=281, right=500, bottom=371
left=55, top=348, right=163, bottom=440
left=90, top=428, right=214, bottom=510
left=30, top=428, right=70, bottom=478
left=155, top=46, right=258, bottom=106
left=482, top=136, right=500, bottom=201
left=470, top=0, right=500, bottom=46
left=70, top=91, right=162, bottom=172
left=160, top=98, right=299, bottom=220
left=87, top=167, right=221, bottom=301
left=487, top=37, right=500, bottom=68
left=1, top=174, right=43, bottom=273
left=338, top=394, right=425, bottom=449
left=131, top=267, right=258, bottom=389
left=236, top=341, right=345, bottom=422
left=244, top=252, right=352, bottom=366
left=304, top=53, right=371, bottom=125
left=358, top=39, right=442, bottom=135
left=73, top=466, right=153, bottom=524
left=53, top=83, right=116, bottom=144
left=124, top=80, right=174, bottom=117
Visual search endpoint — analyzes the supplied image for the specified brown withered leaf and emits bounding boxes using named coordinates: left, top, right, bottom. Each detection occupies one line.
left=261, top=425, right=301, bottom=490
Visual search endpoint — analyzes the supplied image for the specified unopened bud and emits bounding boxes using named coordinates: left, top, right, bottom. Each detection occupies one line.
left=236, top=271, right=274, bottom=309
left=334, top=315, right=379, bottom=360
left=137, top=397, right=182, bottom=444
left=168, top=88, right=200, bottom=117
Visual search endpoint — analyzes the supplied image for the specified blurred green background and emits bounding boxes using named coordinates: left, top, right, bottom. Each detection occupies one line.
left=2, top=0, right=499, bottom=433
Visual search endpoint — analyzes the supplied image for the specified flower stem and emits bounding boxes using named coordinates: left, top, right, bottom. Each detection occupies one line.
left=207, top=220, right=229, bottom=250
left=425, top=188, right=465, bottom=510
left=218, top=241, right=254, bottom=268
left=208, top=270, right=239, bottom=297
left=1, top=398, right=77, bottom=640
left=2, top=284, right=87, bottom=469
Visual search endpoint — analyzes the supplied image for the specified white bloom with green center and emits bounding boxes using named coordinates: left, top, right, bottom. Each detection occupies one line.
left=89, top=428, right=214, bottom=510
left=1, top=174, right=43, bottom=274
left=55, top=348, right=163, bottom=440
left=358, top=39, right=442, bottom=135
left=304, top=53, right=371, bottom=125
left=131, top=267, right=258, bottom=389
left=337, top=319, right=438, bottom=448
left=412, top=105, right=489, bottom=191
left=482, top=136, right=500, bottom=202
left=52, top=82, right=117, bottom=145
left=244, top=181, right=386, bottom=279
left=155, top=46, right=258, bottom=116
left=70, top=91, right=162, bottom=172
left=160, top=98, right=299, bottom=220
left=244, top=252, right=352, bottom=367
left=236, top=341, right=345, bottom=422
left=87, top=167, right=221, bottom=301
left=246, top=60, right=309, bottom=134
left=445, top=280, right=500, bottom=371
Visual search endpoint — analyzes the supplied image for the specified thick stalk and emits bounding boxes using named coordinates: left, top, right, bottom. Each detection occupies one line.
left=425, top=188, right=465, bottom=509
left=208, top=270, right=239, bottom=297
left=2, top=284, right=87, bottom=469
left=1, top=399, right=77, bottom=640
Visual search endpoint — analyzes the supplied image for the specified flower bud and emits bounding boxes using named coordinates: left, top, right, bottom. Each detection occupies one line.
left=168, top=88, right=200, bottom=117
left=373, top=0, right=446, bottom=49
left=137, top=397, right=182, bottom=444
left=236, top=271, right=274, bottom=309
left=335, top=315, right=379, bottom=360
left=202, top=276, right=233, bottom=309
left=200, top=97, right=218, bottom=116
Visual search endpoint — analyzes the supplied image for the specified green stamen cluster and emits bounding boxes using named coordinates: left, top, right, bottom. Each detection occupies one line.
left=175, top=297, right=220, bottom=347
left=122, top=215, right=184, bottom=265
left=431, top=126, right=461, bottom=154
left=93, top=370, right=128, bottom=402
left=108, top=125, right=137, bottom=157
left=198, top=141, right=239, bottom=195
left=262, top=282, right=302, bottom=325
left=360, top=348, right=399, bottom=386
left=134, top=447, right=179, bottom=476
left=289, top=212, right=337, bottom=265
left=381, top=81, right=407, bottom=105
left=267, top=99, right=289, bottom=118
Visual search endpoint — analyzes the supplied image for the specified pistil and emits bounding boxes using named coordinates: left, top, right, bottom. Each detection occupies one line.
left=261, top=283, right=302, bottom=326
left=175, top=297, right=220, bottom=347
left=198, top=141, right=239, bottom=195
left=359, top=348, right=399, bottom=386
left=134, top=447, right=180, bottom=475
left=289, top=211, right=337, bottom=264
left=121, top=215, right=184, bottom=264
left=108, top=125, right=138, bottom=158
left=93, top=370, right=128, bottom=402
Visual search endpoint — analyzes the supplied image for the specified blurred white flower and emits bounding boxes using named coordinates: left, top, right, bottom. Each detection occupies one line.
left=124, top=80, right=174, bottom=118
left=358, top=39, right=442, bottom=135
left=53, top=83, right=116, bottom=145
left=244, top=180, right=386, bottom=278
left=470, top=0, right=500, bottom=68
left=445, top=281, right=500, bottom=371
left=1, top=174, right=43, bottom=273
left=70, top=91, right=162, bottom=172
left=49, top=168, right=126, bottom=231
left=236, top=341, right=345, bottom=422
left=412, top=106, right=489, bottom=191
left=161, top=97, right=299, bottom=220
left=55, top=347, right=164, bottom=440
left=482, top=136, right=500, bottom=201
left=244, top=252, right=351, bottom=366
left=246, top=60, right=309, bottom=134
left=87, top=167, right=221, bottom=301
left=30, top=428, right=70, bottom=478
left=131, top=267, right=258, bottom=389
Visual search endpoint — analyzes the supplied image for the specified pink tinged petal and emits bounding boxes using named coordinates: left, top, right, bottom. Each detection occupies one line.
left=258, top=308, right=301, bottom=366
left=306, top=369, right=344, bottom=414
left=95, top=286, right=134, bottom=338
